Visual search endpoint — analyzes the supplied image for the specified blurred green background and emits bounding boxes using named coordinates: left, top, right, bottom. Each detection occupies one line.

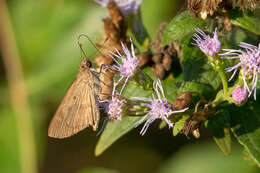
left=0, top=0, right=259, bottom=173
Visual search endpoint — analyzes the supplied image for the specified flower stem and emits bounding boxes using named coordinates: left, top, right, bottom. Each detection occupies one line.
left=210, top=55, right=228, bottom=98
left=219, top=68, right=228, bottom=97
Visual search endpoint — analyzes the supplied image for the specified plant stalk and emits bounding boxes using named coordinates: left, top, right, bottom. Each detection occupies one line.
left=0, top=1, right=38, bottom=173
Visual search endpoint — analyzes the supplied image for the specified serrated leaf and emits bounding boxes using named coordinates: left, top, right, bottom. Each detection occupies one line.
left=173, top=114, right=189, bottom=136
left=229, top=10, right=260, bottom=35
left=162, top=11, right=208, bottom=45
left=95, top=116, right=141, bottom=156
left=230, top=99, right=260, bottom=167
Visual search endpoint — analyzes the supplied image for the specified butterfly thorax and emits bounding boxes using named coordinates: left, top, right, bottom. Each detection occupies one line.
left=77, top=58, right=100, bottom=94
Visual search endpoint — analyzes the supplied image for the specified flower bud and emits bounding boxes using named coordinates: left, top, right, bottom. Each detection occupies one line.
left=232, top=87, right=248, bottom=104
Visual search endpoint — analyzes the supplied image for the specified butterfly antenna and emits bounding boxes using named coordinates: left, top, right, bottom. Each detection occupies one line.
left=77, top=35, right=88, bottom=60
left=77, top=34, right=105, bottom=58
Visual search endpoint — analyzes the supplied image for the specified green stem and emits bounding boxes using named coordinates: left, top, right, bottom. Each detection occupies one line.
left=210, top=55, right=228, bottom=97
left=219, top=68, right=228, bottom=97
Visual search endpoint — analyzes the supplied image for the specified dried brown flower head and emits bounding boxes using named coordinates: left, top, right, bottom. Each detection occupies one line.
left=94, top=1, right=129, bottom=66
left=173, top=92, right=193, bottom=110
left=188, top=0, right=223, bottom=19
left=137, top=52, right=151, bottom=68
left=234, top=0, right=260, bottom=11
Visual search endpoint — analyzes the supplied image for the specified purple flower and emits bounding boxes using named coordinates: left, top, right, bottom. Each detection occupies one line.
left=97, top=82, right=127, bottom=136
left=232, top=87, right=248, bottom=104
left=131, top=79, right=188, bottom=136
left=104, top=92, right=127, bottom=121
left=109, top=38, right=139, bottom=93
left=94, top=0, right=142, bottom=16
left=193, top=28, right=221, bottom=57
left=220, top=42, right=260, bottom=99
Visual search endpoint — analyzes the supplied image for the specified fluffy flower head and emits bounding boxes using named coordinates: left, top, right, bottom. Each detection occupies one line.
left=131, top=79, right=188, bottom=136
left=105, top=93, right=127, bottom=120
left=221, top=42, right=260, bottom=99
left=109, top=38, right=139, bottom=93
left=193, top=28, right=221, bottom=57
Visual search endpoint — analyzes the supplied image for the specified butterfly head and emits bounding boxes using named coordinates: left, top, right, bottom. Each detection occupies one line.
left=79, top=58, right=92, bottom=70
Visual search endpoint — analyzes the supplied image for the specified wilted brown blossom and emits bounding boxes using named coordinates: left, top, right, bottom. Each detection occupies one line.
left=188, top=0, right=223, bottom=19
left=137, top=51, right=151, bottom=68
left=188, top=0, right=260, bottom=19
left=173, top=92, right=193, bottom=110
left=94, top=1, right=130, bottom=101
left=183, top=102, right=210, bottom=138
left=147, top=23, right=180, bottom=79
left=234, top=0, right=260, bottom=11
left=94, top=0, right=129, bottom=67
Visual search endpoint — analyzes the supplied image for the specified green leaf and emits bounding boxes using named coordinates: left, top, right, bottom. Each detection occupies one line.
left=181, top=35, right=221, bottom=92
left=229, top=9, right=260, bottom=35
left=95, top=81, right=153, bottom=156
left=133, top=68, right=153, bottom=90
left=95, top=116, right=141, bottom=156
left=213, top=128, right=231, bottom=156
left=161, top=75, right=181, bottom=101
left=162, top=11, right=208, bottom=45
left=159, top=121, right=167, bottom=129
left=222, top=28, right=249, bottom=48
left=173, top=114, right=189, bottom=136
left=95, top=65, right=186, bottom=155
left=257, top=76, right=260, bottom=90
left=230, top=99, right=260, bottom=167
left=178, top=81, right=214, bottom=99
left=206, top=109, right=232, bottom=155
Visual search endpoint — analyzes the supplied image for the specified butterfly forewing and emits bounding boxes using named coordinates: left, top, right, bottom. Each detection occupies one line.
left=48, top=61, right=100, bottom=139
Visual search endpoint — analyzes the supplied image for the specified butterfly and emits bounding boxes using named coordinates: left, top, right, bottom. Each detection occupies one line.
left=48, top=57, right=101, bottom=138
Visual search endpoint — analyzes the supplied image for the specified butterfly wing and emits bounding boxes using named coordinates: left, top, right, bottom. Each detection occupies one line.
left=48, top=71, right=100, bottom=138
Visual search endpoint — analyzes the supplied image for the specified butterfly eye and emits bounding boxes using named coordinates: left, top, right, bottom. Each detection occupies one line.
left=86, top=60, right=92, bottom=68
left=80, top=59, right=92, bottom=69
